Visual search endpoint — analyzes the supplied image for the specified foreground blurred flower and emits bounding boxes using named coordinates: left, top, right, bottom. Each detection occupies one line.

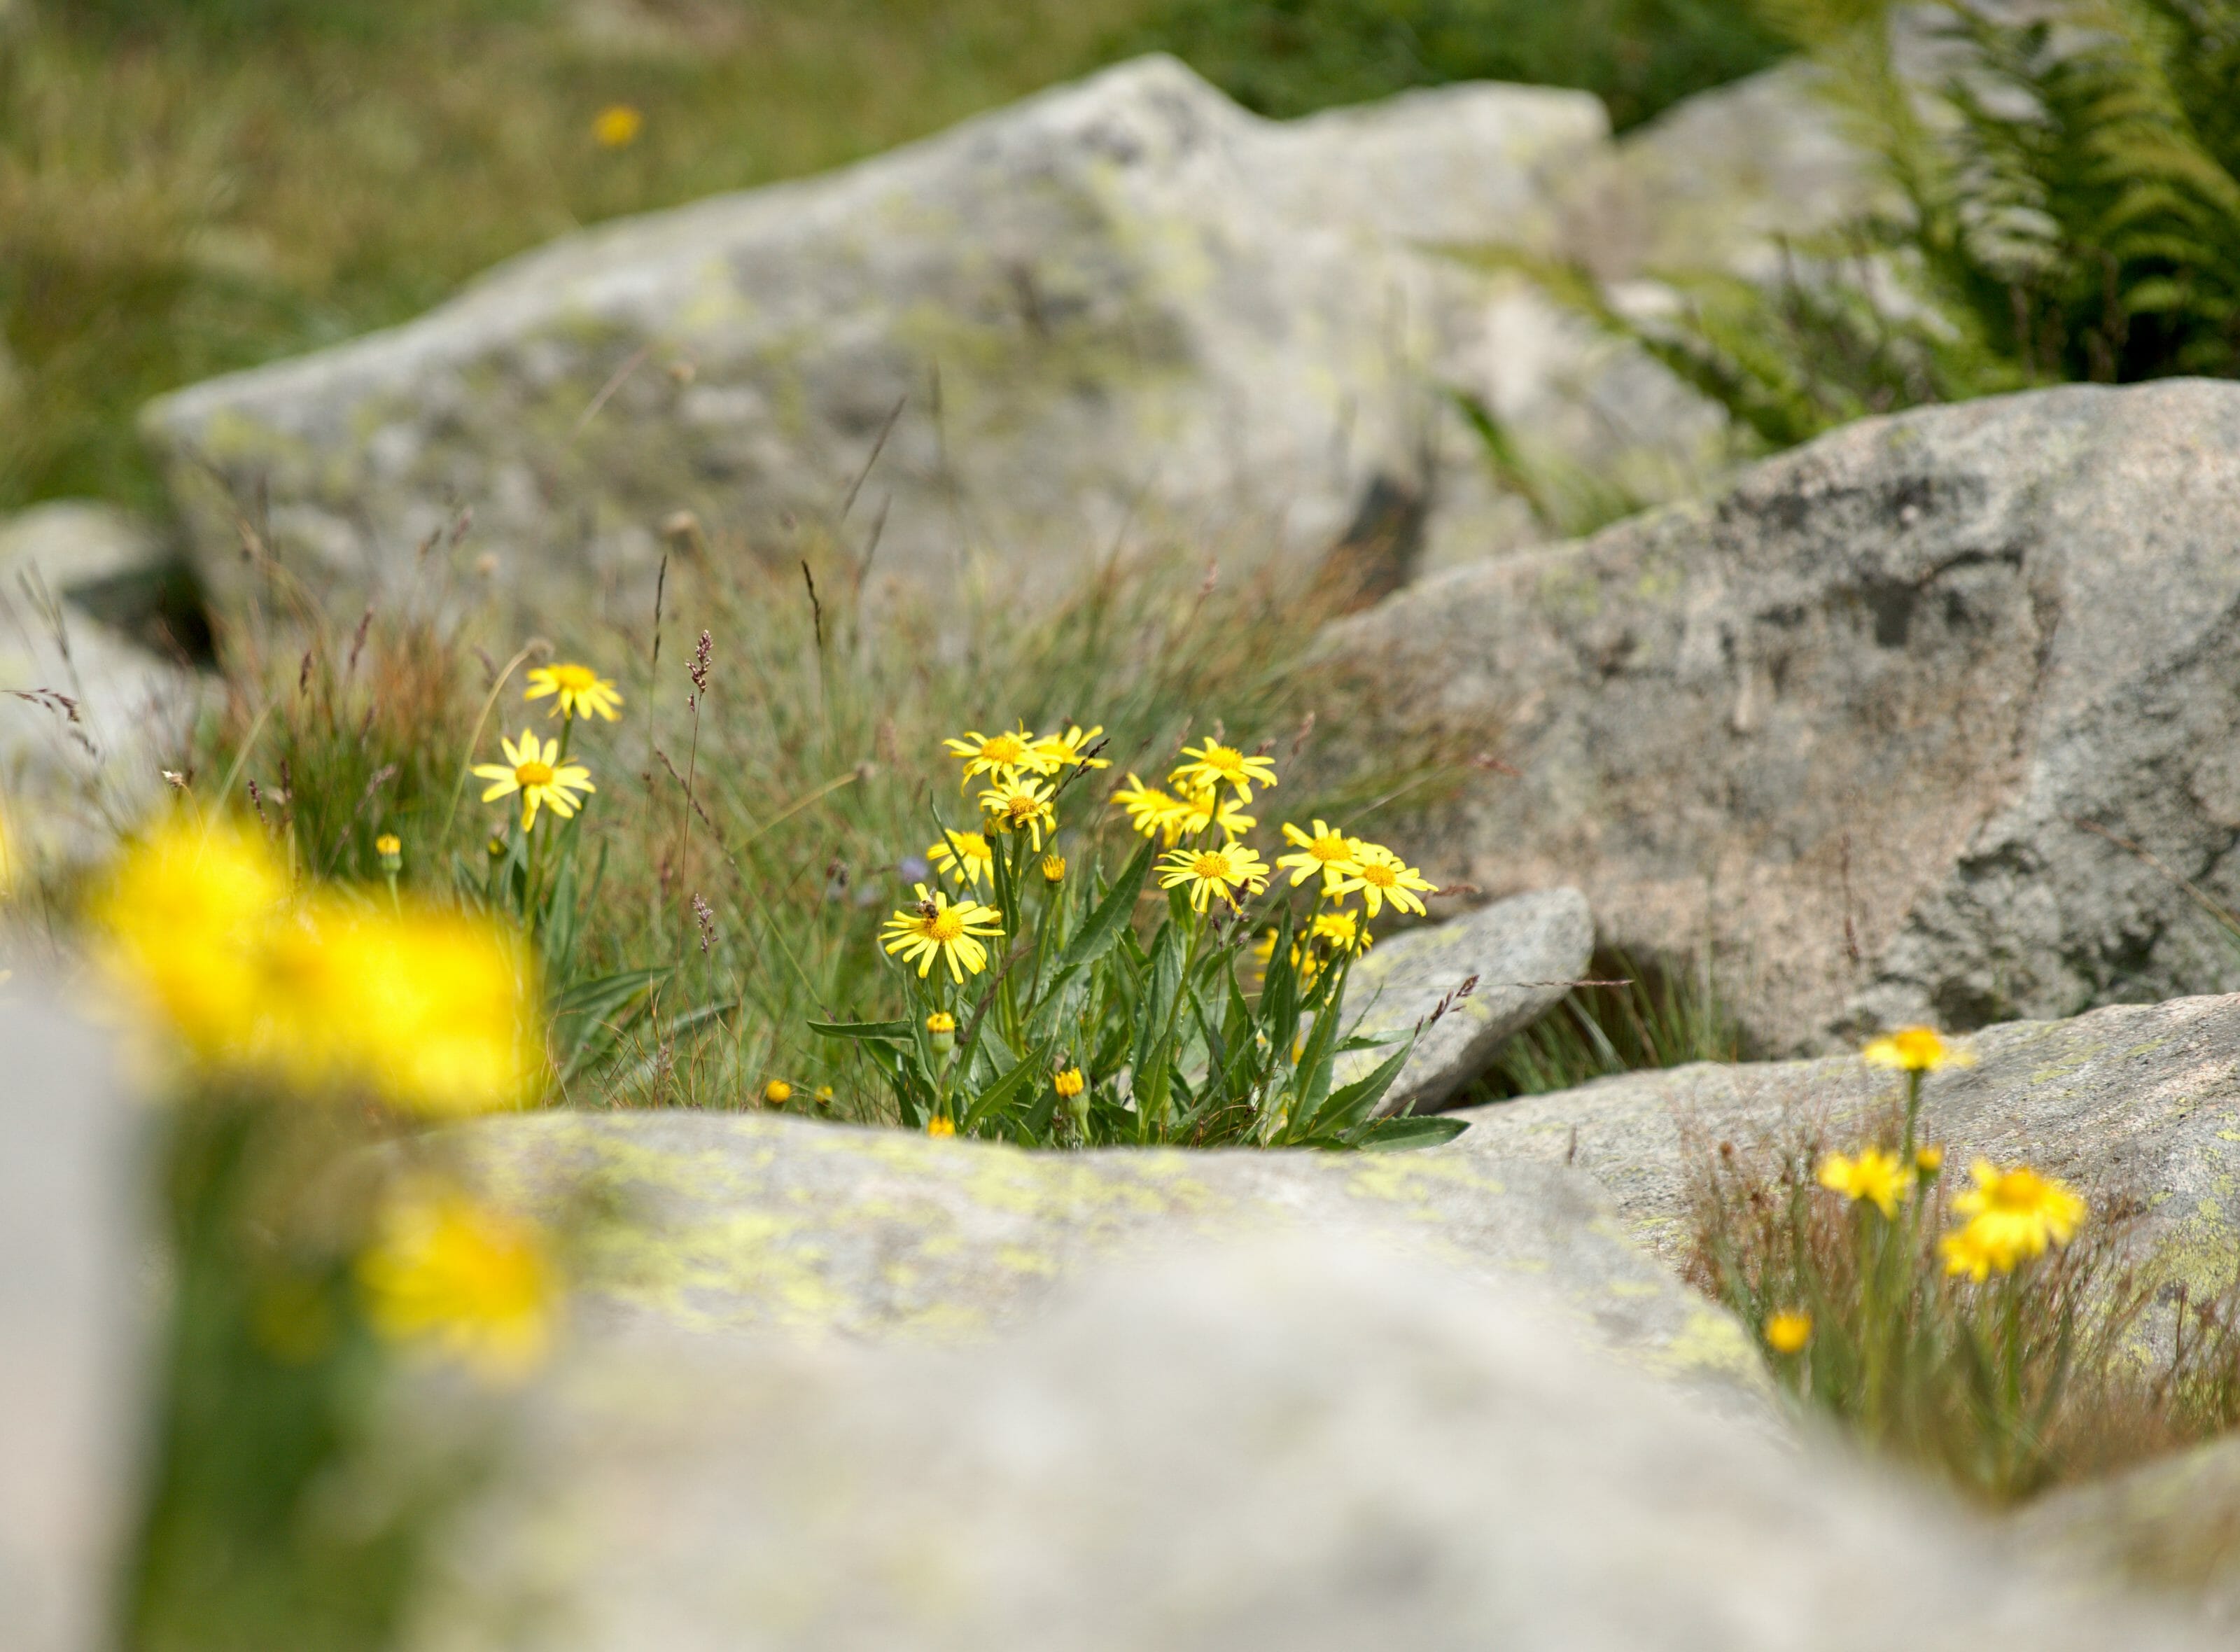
left=1171, top=740, right=1276, bottom=804
left=1158, top=841, right=1270, bottom=913
left=474, top=729, right=595, bottom=830
left=1332, top=841, right=1436, bottom=919
left=1817, top=1147, right=1908, bottom=1219
left=358, top=1182, right=559, bottom=1385
left=591, top=104, right=643, bottom=148
left=525, top=663, right=623, bottom=722
left=881, top=884, right=1004, bottom=981
left=1765, top=1311, right=1812, bottom=1354
left=97, top=816, right=286, bottom=1059
left=926, top=1114, right=957, bottom=1138
left=1940, top=1161, right=2086, bottom=1278
left=1863, top=1026, right=1973, bottom=1073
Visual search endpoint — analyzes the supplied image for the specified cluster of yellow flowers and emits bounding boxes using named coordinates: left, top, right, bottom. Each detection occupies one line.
left=99, top=817, right=542, bottom=1115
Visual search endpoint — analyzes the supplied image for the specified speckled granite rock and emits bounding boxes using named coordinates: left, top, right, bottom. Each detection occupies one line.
left=1340, top=887, right=1592, bottom=1116
left=1317, top=381, right=2240, bottom=1054
left=403, top=1238, right=2223, bottom=1652
left=2010, top=1432, right=2240, bottom=1628
left=1449, top=993, right=2240, bottom=1289
left=460, top=1107, right=1761, bottom=1408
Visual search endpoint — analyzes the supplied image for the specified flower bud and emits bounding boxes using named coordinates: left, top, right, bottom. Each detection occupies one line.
left=926, top=1010, right=957, bottom=1055
left=375, top=833, right=402, bottom=874
left=762, top=1079, right=792, bottom=1107
left=1040, top=853, right=1066, bottom=885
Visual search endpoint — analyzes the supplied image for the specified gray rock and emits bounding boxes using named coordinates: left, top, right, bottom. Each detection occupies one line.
left=1339, top=886, right=1592, bottom=1115
left=405, top=1236, right=2222, bottom=1652
left=1317, top=380, right=2240, bottom=1054
left=2010, top=1431, right=2240, bottom=1626
left=460, top=1107, right=1763, bottom=1410
left=0, top=988, right=144, bottom=1652
left=1447, top=993, right=2240, bottom=1288
left=143, top=57, right=1608, bottom=626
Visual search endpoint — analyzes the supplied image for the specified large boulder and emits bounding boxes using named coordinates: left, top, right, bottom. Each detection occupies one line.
left=402, top=1236, right=2223, bottom=1652
left=1317, top=380, right=2240, bottom=1054
left=2012, top=1430, right=2240, bottom=1626
left=141, top=57, right=1611, bottom=626
left=1447, top=992, right=2240, bottom=1292
left=461, top=1107, right=1761, bottom=1408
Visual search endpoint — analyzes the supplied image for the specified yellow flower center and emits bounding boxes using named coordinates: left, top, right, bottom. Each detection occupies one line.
left=1191, top=852, right=1229, bottom=880
left=1200, top=745, right=1245, bottom=778
left=1887, top=1028, right=1947, bottom=1068
left=928, top=909, right=966, bottom=942
left=552, top=665, right=596, bottom=691
left=1006, top=795, right=1038, bottom=821
left=983, top=735, right=1026, bottom=766
left=1310, top=838, right=1348, bottom=862
left=516, top=761, right=555, bottom=787
left=1359, top=862, right=1396, bottom=888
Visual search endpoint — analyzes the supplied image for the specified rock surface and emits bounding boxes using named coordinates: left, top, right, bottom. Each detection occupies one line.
left=143, top=57, right=1611, bottom=625
left=1339, top=886, right=1592, bottom=1115
left=1448, top=993, right=2240, bottom=1289
left=2012, top=1432, right=2240, bottom=1627
left=0, top=990, right=144, bottom=1652
left=461, top=1107, right=1761, bottom=1408
left=1318, top=380, right=2240, bottom=1053
left=405, top=1236, right=2222, bottom=1652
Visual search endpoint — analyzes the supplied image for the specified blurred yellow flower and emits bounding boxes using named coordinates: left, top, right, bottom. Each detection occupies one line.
left=763, top=1079, right=793, bottom=1106
left=374, top=832, right=402, bottom=858
left=1112, top=773, right=1191, bottom=845
left=591, top=104, right=643, bottom=148
left=1276, top=819, right=1359, bottom=892
left=1157, top=841, right=1270, bottom=912
left=1170, top=740, right=1276, bottom=804
left=925, top=1010, right=958, bottom=1034
left=1863, top=1026, right=1973, bottom=1072
left=1940, top=1161, right=2086, bottom=1278
left=473, top=729, right=595, bottom=831
left=944, top=727, right=1047, bottom=786
left=358, top=1182, right=559, bottom=1385
left=1331, top=840, right=1436, bottom=920
left=1817, top=1147, right=1908, bottom=1219
left=1308, top=906, right=1371, bottom=956
left=928, top=829, right=994, bottom=889
left=1032, top=724, right=1108, bottom=772
left=525, top=663, right=623, bottom=722
left=1039, top=852, right=1067, bottom=884
left=1917, top=1144, right=1945, bottom=1175
left=881, top=883, right=1003, bottom=981
left=1171, top=785, right=1254, bottom=842
left=1765, top=1311, right=1812, bottom=1354
left=979, top=776, right=1058, bottom=850
left=927, top=1114, right=957, bottom=1138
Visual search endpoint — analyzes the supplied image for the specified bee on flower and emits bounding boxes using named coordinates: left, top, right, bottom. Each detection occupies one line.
left=472, top=729, right=595, bottom=831
left=881, top=885, right=1004, bottom=981
left=525, top=662, right=624, bottom=722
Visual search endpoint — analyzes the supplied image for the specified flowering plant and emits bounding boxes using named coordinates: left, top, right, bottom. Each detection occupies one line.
left=813, top=722, right=1468, bottom=1152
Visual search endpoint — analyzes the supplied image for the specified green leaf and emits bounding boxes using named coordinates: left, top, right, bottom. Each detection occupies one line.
left=808, top=1018, right=916, bottom=1043
left=550, top=965, right=670, bottom=1082
left=1060, top=837, right=1155, bottom=974
left=1355, top=1116, right=1470, bottom=1152
left=1305, top=1037, right=1414, bottom=1138
left=962, top=1037, right=1053, bottom=1133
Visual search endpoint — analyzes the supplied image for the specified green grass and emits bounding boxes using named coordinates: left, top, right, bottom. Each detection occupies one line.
left=1, top=0, right=1782, bottom=514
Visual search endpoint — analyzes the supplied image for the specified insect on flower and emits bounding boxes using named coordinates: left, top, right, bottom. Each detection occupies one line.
left=881, top=884, right=1004, bottom=981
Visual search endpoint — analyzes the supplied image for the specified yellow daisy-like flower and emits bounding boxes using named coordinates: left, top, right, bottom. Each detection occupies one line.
left=927, top=1114, right=957, bottom=1138
left=1170, top=785, right=1255, bottom=842
left=358, top=1181, right=559, bottom=1386
left=978, top=777, right=1058, bottom=850
left=1331, top=840, right=1436, bottom=920
left=1307, top=906, right=1371, bottom=957
left=943, top=726, right=1049, bottom=787
left=525, top=663, right=624, bottom=722
left=1765, top=1311, right=1812, bottom=1354
left=1111, top=773, right=1193, bottom=845
left=1054, top=1066, right=1086, bottom=1099
left=1276, top=819, right=1361, bottom=892
left=1170, top=740, right=1277, bottom=804
left=1863, top=1026, right=1974, bottom=1072
left=1941, top=1160, right=2086, bottom=1277
left=881, top=883, right=1004, bottom=981
left=1157, top=841, right=1270, bottom=913
left=1817, top=1147, right=1909, bottom=1219
left=591, top=103, right=643, bottom=148
left=1032, top=724, right=1109, bottom=772
left=928, top=830, right=995, bottom=889
left=472, top=729, right=595, bottom=832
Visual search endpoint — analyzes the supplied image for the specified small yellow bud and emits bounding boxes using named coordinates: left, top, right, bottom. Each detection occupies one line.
left=815, top=1085, right=834, bottom=1104
left=925, top=1010, right=957, bottom=1054
left=1917, top=1144, right=1945, bottom=1175
left=375, top=833, right=402, bottom=873
left=926, top=1114, right=957, bottom=1138
left=1054, top=1066, right=1086, bottom=1099
left=762, top=1079, right=792, bottom=1107
left=486, top=836, right=507, bottom=858
left=1040, top=853, right=1066, bottom=884
left=1765, top=1311, right=1812, bottom=1354
left=592, top=104, right=643, bottom=148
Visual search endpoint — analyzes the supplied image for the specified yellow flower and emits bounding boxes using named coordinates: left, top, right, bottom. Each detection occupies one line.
left=1331, top=840, right=1436, bottom=920
left=925, top=1011, right=958, bottom=1035
left=1054, top=1066, right=1086, bottom=1099
left=944, top=726, right=1049, bottom=786
left=881, top=883, right=1004, bottom=981
left=1917, top=1144, right=1945, bottom=1175
left=374, top=832, right=402, bottom=857
left=1157, top=841, right=1270, bottom=913
left=1765, top=1311, right=1812, bottom=1354
left=1308, top=906, right=1371, bottom=956
left=763, top=1079, right=793, bottom=1106
left=928, top=830, right=994, bottom=889
left=1942, top=1161, right=2087, bottom=1277
left=1170, top=740, right=1277, bottom=804
left=1863, top=1026, right=1974, bottom=1072
left=1111, top=773, right=1191, bottom=845
left=472, top=729, right=595, bottom=831
left=1276, top=819, right=1360, bottom=892
left=358, top=1181, right=559, bottom=1385
left=1032, top=724, right=1109, bottom=772
left=1039, top=852, right=1066, bottom=884
left=525, top=663, right=624, bottom=722
left=1170, top=785, right=1256, bottom=842
left=1817, top=1147, right=1909, bottom=1219
left=927, top=1114, right=957, bottom=1138
left=979, top=776, right=1058, bottom=850
left=591, top=104, right=643, bottom=148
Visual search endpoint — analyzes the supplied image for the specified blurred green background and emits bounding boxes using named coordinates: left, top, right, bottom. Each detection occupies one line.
left=0, top=0, right=1783, bottom=514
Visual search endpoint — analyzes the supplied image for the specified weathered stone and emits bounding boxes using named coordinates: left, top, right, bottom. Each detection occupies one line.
left=0, top=989, right=144, bottom=1652
left=1318, top=381, right=2240, bottom=1053
left=2011, top=1431, right=2240, bottom=1627
left=460, top=1107, right=1761, bottom=1408
left=1340, top=886, right=1592, bottom=1115
left=143, top=57, right=1609, bottom=626
left=405, top=1236, right=2222, bottom=1652
left=1447, top=993, right=2240, bottom=1290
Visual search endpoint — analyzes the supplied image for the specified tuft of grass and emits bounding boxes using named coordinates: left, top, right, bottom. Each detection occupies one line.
left=1466, top=946, right=1744, bottom=1101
